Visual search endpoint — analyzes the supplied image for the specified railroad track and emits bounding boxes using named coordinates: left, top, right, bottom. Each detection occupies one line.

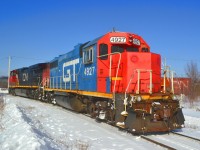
left=69, top=110, right=200, bottom=149
left=140, top=135, right=176, bottom=150
left=171, top=131, right=200, bottom=142
left=140, top=131, right=200, bottom=150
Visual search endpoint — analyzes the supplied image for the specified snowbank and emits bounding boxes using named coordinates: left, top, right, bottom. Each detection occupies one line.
left=0, top=95, right=162, bottom=150
left=0, top=98, right=41, bottom=150
left=1, top=94, right=200, bottom=149
left=0, top=88, right=8, bottom=94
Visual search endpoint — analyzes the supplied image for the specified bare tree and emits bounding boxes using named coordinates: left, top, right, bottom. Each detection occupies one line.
left=0, top=76, right=8, bottom=88
left=0, top=94, right=5, bottom=131
left=185, top=61, right=200, bottom=104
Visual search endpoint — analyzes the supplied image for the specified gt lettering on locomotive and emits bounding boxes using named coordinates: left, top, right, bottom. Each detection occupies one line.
left=63, top=58, right=79, bottom=82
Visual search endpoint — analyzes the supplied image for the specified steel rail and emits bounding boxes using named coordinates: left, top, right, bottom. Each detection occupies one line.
left=140, top=135, right=176, bottom=150
left=171, top=131, right=200, bottom=142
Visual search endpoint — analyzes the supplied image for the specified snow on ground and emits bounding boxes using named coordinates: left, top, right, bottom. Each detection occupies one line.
left=175, top=107, right=200, bottom=139
left=0, top=88, right=8, bottom=94
left=1, top=94, right=200, bottom=150
left=183, top=108, right=200, bottom=129
left=175, top=97, right=200, bottom=139
left=0, top=94, right=164, bottom=150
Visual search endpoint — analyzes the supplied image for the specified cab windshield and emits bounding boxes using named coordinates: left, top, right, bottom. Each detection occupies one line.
left=111, top=45, right=139, bottom=53
left=111, top=45, right=149, bottom=53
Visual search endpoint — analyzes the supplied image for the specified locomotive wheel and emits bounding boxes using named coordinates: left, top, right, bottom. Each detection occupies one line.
left=106, top=109, right=115, bottom=124
left=46, top=92, right=53, bottom=103
left=10, top=89, right=16, bottom=96
left=88, top=103, right=96, bottom=118
left=33, top=90, right=39, bottom=100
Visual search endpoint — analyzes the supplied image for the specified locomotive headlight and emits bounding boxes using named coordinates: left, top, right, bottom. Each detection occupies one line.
left=133, top=38, right=141, bottom=46
left=172, top=95, right=178, bottom=101
left=136, top=95, right=142, bottom=102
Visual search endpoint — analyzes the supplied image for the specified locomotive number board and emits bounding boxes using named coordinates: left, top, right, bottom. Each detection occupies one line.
left=110, top=37, right=126, bottom=43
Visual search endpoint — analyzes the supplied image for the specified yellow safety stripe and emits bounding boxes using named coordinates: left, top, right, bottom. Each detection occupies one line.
left=111, top=77, right=122, bottom=80
left=130, top=94, right=170, bottom=100
left=9, top=86, right=170, bottom=100
left=45, top=88, right=113, bottom=99
left=9, top=86, right=38, bottom=89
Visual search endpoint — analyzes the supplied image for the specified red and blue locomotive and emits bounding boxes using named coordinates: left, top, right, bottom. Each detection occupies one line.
left=9, top=31, right=185, bottom=133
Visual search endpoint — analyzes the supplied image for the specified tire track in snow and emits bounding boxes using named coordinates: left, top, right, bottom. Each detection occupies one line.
left=17, top=105, right=66, bottom=150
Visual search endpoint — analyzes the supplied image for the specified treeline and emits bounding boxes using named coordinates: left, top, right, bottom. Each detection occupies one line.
left=0, top=76, right=8, bottom=88
left=185, top=61, right=200, bottom=103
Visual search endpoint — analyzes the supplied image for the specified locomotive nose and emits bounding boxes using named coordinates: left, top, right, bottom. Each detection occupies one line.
left=130, top=55, right=139, bottom=63
left=126, top=52, right=161, bottom=94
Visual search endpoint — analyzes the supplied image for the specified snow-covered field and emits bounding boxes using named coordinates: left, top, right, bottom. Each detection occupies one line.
left=0, top=94, right=200, bottom=150
left=0, top=88, right=8, bottom=94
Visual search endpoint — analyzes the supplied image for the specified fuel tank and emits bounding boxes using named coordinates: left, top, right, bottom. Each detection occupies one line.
left=14, top=89, right=28, bottom=97
left=54, top=92, right=86, bottom=112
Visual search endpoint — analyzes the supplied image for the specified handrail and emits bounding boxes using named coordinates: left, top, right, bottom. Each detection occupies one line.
left=97, top=52, right=122, bottom=109
left=125, top=71, right=135, bottom=99
left=149, top=70, right=152, bottom=94
left=135, top=69, right=153, bottom=94
left=161, top=68, right=175, bottom=94
left=136, top=69, right=141, bottom=94
left=171, top=71, right=174, bottom=94
left=122, top=69, right=153, bottom=116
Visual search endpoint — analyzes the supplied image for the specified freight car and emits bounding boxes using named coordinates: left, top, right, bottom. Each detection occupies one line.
left=9, top=31, right=185, bottom=134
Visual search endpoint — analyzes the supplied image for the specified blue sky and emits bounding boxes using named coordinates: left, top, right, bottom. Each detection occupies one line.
left=0, top=0, right=200, bottom=77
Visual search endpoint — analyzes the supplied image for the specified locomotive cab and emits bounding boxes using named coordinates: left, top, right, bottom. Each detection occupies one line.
left=97, top=32, right=161, bottom=94
left=9, top=70, right=19, bottom=86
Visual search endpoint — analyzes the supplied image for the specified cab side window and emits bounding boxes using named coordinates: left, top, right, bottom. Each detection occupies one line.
left=99, top=44, right=108, bottom=60
left=142, top=47, right=149, bottom=52
left=83, top=47, right=93, bottom=64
